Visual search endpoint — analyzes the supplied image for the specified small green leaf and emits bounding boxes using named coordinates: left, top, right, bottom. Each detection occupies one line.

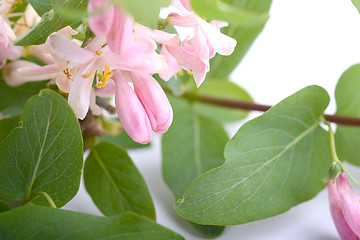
left=208, top=0, right=273, bottom=79
left=0, top=115, right=20, bottom=143
left=28, top=0, right=53, bottom=16
left=162, top=104, right=228, bottom=237
left=335, top=64, right=360, bottom=166
left=84, top=142, right=155, bottom=219
left=0, top=76, right=47, bottom=112
left=0, top=205, right=184, bottom=239
left=190, top=0, right=268, bottom=27
left=0, top=89, right=83, bottom=207
left=112, top=0, right=171, bottom=28
left=175, top=85, right=331, bottom=225
left=351, top=0, right=360, bottom=14
left=194, top=80, right=252, bottom=122
left=14, top=0, right=88, bottom=45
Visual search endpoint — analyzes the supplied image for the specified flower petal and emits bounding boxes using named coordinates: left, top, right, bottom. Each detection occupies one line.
left=113, top=70, right=152, bottom=144
left=159, top=46, right=181, bottom=81
left=134, top=23, right=180, bottom=46
left=131, top=72, right=173, bottom=133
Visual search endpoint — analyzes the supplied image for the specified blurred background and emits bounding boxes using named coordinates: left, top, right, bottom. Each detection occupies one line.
left=64, top=0, right=360, bottom=239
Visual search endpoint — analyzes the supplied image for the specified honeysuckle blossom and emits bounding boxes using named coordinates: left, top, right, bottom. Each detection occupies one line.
left=0, top=15, right=22, bottom=68
left=327, top=173, right=360, bottom=240
left=162, top=0, right=237, bottom=86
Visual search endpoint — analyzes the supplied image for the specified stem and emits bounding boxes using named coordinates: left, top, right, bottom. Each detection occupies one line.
left=25, top=192, right=57, bottom=208
left=96, top=97, right=116, bottom=114
left=324, top=120, right=360, bottom=187
left=196, top=95, right=360, bottom=127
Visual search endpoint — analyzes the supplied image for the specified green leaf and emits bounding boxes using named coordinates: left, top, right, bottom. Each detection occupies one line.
left=193, top=80, right=252, bottom=122
left=84, top=142, right=155, bottom=219
left=0, top=115, right=20, bottom=143
left=175, top=85, right=331, bottom=225
left=335, top=64, right=360, bottom=166
left=28, top=0, right=53, bottom=16
left=351, top=0, right=360, bottom=14
left=0, top=205, right=184, bottom=239
left=0, top=76, right=47, bottom=112
left=97, top=131, right=150, bottom=149
left=0, top=89, right=83, bottom=207
left=113, top=0, right=171, bottom=28
left=190, top=0, right=268, bottom=27
left=208, top=0, right=272, bottom=79
left=162, top=105, right=228, bottom=237
left=14, top=0, right=88, bottom=45
left=0, top=202, right=10, bottom=213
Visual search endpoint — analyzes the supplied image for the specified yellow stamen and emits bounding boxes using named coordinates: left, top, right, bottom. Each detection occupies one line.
left=186, top=69, right=193, bottom=76
left=23, top=47, right=32, bottom=57
left=96, top=50, right=103, bottom=55
left=176, top=69, right=184, bottom=77
left=5, top=5, right=17, bottom=16
left=5, top=0, right=16, bottom=4
left=63, top=68, right=71, bottom=79
left=96, top=65, right=113, bottom=88
left=82, top=70, right=95, bottom=78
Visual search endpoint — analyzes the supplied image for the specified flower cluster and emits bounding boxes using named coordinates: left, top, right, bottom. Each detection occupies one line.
left=327, top=173, right=360, bottom=240
left=2, top=0, right=236, bottom=144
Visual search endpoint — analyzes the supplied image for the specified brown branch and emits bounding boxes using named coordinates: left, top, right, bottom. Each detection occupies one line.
left=197, top=95, right=360, bottom=127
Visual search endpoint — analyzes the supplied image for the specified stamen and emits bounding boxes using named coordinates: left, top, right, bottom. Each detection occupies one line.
left=96, top=50, right=103, bottom=55
left=5, top=5, right=17, bottom=16
left=186, top=69, right=193, bottom=76
left=96, top=65, right=113, bottom=88
left=63, top=68, right=71, bottom=79
left=82, top=70, right=95, bottom=78
left=176, top=69, right=184, bottom=77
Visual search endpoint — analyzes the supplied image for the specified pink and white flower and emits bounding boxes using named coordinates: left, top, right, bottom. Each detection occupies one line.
left=0, top=15, right=22, bottom=68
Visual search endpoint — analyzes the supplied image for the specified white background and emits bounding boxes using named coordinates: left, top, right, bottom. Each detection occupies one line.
left=63, top=0, right=360, bottom=239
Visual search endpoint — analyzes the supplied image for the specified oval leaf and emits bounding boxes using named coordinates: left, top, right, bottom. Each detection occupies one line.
left=191, top=0, right=268, bottom=27
left=84, top=142, right=155, bottom=219
left=335, top=64, right=360, bottom=166
left=0, top=89, right=83, bottom=207
left=0, top=205, right=183, bottom=239
left=175, top=85, right=331, bottom=225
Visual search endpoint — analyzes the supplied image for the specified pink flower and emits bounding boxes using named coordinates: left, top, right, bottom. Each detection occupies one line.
left=327, top=173, right=360, bottom=240
left=0, top=16, right=22, bottom=68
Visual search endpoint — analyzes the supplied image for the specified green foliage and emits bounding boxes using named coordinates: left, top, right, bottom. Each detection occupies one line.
left=14, top=0, right=88, bottom=45
left=0, top=76, right=47, bottom=112
left=208, top=0, right=273, bottom=79
left=335, top=64, right=360, bottom=166
left=112, top=0, right=171, bottom=28
left=162, top=101, right=228, bottom=237
left=193, top=80, right=252, bottom=122
left=84, top=142, right=155, bottom=219
left=190, top=0, right=268, bottom=26
left=0, top=115, right=20, bottom=143
left=0, top=89, right=83, bottom=207
left=97, top=131, right=150, bottom=149
left=175, top=86, right=331, bottom=225
left=0, top=202, right=10, bottom=213
left=28, top=0, right=52, bottom=16
left=0, top=205, right=184, bottom=239
left=351, top=0, right=360, bottom=13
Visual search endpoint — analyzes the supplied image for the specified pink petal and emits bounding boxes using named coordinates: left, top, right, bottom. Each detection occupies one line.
left=88, top=0, right=114, bottom=36
left=167, top=13, right=198, bottom=27
left=3, top=60, right=58, bottom=86
left=106, top=7, right=134, bottom=55
left=159, top=46, right=181, bottom=81
left=134, top=23, right=180, bottom=46
left=130, top=72, right=173, bottom=133
left=337, top=174, right=360, bottom=237
left=46, top=33, right=94, bottom=64
left=171, top=0, right=192, bottom=14
left=67, top=63, right=95, bottom=119
left=95, top=79, right=116, bottom=97
left=113, top=70, right=152, bottom=144
left=55, top=75, right=72, bottom=93
left=89, top=89, right=102, bottom=116
left=328, top=180, right=359, bottom=240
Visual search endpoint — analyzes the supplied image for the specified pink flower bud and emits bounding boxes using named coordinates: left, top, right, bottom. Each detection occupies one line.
left=130, top=72, right=173, bottom=133
left=113, top=70, right=152, bottom=144
left=327, top=173, right=360, bottom=240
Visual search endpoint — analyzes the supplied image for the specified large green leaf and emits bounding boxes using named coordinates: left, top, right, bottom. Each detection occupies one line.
left=190, top=0, right=268, bottom=27
left=0, top=89, right=83, bottom=207
left=351, top=0, right=360, bottom=14
left=175, top=85, right=331, bottom=225
left=113, top=0, right=171, bottom=28
left=193, top=80, right=252, bottom=122
left=208, top=0, right=272, bottom=79
left=14, top=0, right=88, bottom=45
left=0, top=115, right=20, bottom=143
left=0, top=205, right=184, bottom=239
left=84, top=142, right=155, bottom=219
left=96, top=130, right=150, bottom=149
left=0, top=76, right=47, bottom=112
left=28, top=0, right=53, bottom=16
left=335, top=64, right=360, bottom=166
left=162, top=103, right=228, bottom=237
